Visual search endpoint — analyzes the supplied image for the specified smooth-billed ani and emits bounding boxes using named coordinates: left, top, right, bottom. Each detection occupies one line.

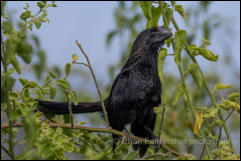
left=36, top=26, right=172, bottom=157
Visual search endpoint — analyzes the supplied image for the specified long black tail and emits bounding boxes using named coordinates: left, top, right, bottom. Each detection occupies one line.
left=36, top=99, right=107, bottom=114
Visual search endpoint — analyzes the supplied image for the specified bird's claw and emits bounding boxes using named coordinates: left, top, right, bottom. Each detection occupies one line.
left=123, top=128, right=131, bottom=141
left=153, top=136, right=161, bottom=152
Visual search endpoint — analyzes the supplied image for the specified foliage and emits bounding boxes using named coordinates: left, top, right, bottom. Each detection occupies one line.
left=1, top=1, right=240, bottom=160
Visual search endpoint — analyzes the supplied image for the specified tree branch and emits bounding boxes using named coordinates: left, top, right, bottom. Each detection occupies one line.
left=1, top=144, right=14, bottom=160
left=75, top=40, right=110, bottom=128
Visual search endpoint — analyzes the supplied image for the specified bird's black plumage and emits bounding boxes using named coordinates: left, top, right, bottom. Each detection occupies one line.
left=36, top=26, right=172, bottom=157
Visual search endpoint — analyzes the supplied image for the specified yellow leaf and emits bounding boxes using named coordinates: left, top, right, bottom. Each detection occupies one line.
left=193, top=111, right=203, bottom=135
left=154, top=106, right=161, bottom=113
left=214, top=83, right=232, bottom=91
left=72, top=53, right=79, bottom=63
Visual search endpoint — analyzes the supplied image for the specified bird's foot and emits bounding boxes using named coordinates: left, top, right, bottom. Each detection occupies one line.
left=123, top=128, right=131, bottom=141
left=152, top=135, right=161, bottom=152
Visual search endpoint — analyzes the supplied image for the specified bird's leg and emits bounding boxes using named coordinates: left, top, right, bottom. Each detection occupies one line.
left=123, top=127, right=131, bottom=142
left=144, top=126, right=161, bottom=152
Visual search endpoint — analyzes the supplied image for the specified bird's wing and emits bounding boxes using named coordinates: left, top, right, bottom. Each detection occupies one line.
left=109, top=69, right=146, bottom=110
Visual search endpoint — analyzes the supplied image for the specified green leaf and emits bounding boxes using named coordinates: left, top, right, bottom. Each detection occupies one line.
left=55, top=79, right=70, bottom=89
left=72, top=53, right=79, bottom=63
left=172, top=83, right=184, bottom=106
left=16, top=41, right=33, bottom=63
left=164, top=37, right=173, bottom=47
left=20, top=103, right=39, bottom=147
left=1, top=74, right=16, bottom=103
left=203, top=20, right=210, bottom=40
left=158, top=48, right=167, bottom=81
left=5, top=38, right=16, bottom=65
left=175, top=5, right=187, bottom=19
left=154, top=106, right=162, bottom=114
left=50, top=86, right=56, bottom=99
left=45, top=76, right=50, bottom=84
left=171, top=1, right=176, bottom=7
left=51, top=1, right=57, bottom=7
left=8, top=68, right=15, bottom=75
left=29, top=81, right=37, bottom=88
left=33, top=50, right=46, bottom=80
left=125, top=151, right=138, bottom=160
left=138, top=1, right=152, bottom=28
left=11, top=56, right=21, bottom=74
left=23, top=88, right=30, bottom=98
left=65, top=63, right=71, bottom=77
left=20, top=10, right=32, bottom=21
left=9, top=92, right=19, bottom=100
left=106, top=30, right=119, bottom=47
left=176, top=156, right=186, bottom=160
left=35, top=21, right=41, bottom=29
left=188, top=63, right=202, bottom=88
left=32, top=35, right=40, bottom=46
left=163, top=7, right=173, bottom=27
left=36, top=87, right=45, bottom=99
left=71, top=90, right=78, bottom=106
left=220, top=99, right=239, bottom=112
left=9, top=109, right=23, bottom=120
left=228, top=92, right=240, bottom=102
left=1, top=1, right=7, bottom=18
left=19, top=78, right=29, bottom=86
left=201, top=37, right=211, bottom=46
left=188, top=44, right=199, bottom=56
left=193, top=110, right=203, bottom=135
left=37, top=2, right=45, bottom=9
left=2, top=21, right=14, bottom=35
left=174, top=30, right=187, bottom=65
left=198, top=47, right=218, bottom=62
left=204, top=106, right=220, bottom=118
left=214, top=83, right=232, bottom=91
left=212, top=120, right=223, bottom=127
left=151, top=5, right=162, bottom=27
left=49, top=71, right=56, bottom=79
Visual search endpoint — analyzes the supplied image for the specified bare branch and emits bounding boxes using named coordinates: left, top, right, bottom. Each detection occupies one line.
left=75, top=40, right=110, bottom=128
left=199, top=144, right=206, bottom=160
left=73, top=62, right=89, bottom=67
left=1, top=144, right=14, bottom=160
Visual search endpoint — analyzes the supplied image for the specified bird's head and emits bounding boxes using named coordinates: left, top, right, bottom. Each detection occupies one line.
left=131, top=26, right=172, bottom=52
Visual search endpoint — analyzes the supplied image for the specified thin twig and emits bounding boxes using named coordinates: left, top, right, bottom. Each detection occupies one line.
left=73, top=62, right=89, bottom=67
left=199, top=144, right=206, bottom=160
left=216, top=126, right=222, bottom=148
left=75, top=40, right=110, bottom=128
left=224, top=109, right=235, bottom=122
left=158, top=104, right=166, bottom=138
left=1, top=144, right=14, bottom=160
left=64, top=90, right=74, bottom=128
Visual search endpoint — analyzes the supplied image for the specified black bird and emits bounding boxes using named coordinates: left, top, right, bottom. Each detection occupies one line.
left=36, top=26, right=172, bottom=157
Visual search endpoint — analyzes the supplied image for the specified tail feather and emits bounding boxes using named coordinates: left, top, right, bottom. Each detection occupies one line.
left=36, top=99, right=104, bottom=114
